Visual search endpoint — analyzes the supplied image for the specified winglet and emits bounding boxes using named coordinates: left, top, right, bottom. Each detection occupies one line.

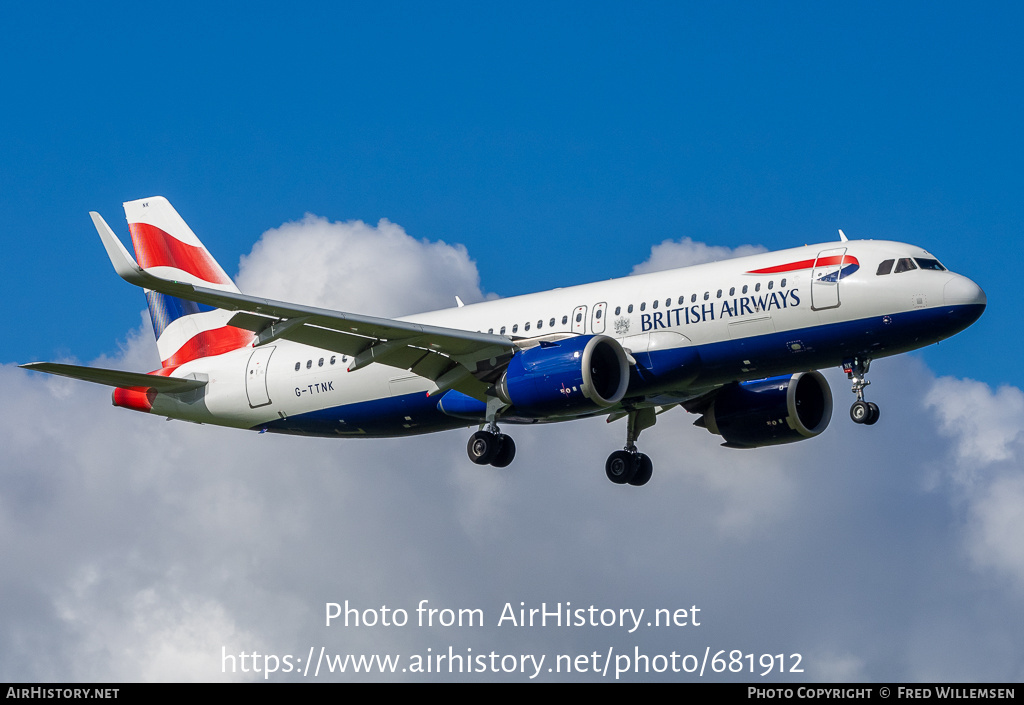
left=90, top=210, right=195, bottom=297
left=838, top=229, right=849, bottom=242
left=90, top=211, right=148, bottom=286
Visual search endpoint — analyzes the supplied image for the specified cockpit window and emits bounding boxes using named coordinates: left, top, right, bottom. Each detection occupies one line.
left=894, top=258, right=918, bottom=273
left=876, top=259, right=894, bottom=275
left=914, top=258, right=946, bottom=271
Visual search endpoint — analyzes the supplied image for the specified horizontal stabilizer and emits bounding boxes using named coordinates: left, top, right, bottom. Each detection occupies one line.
left=20, top=362, right=207, bottom=392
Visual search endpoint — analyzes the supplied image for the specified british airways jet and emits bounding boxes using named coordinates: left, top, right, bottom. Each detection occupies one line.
left=23, top=197, right=986, bottom=486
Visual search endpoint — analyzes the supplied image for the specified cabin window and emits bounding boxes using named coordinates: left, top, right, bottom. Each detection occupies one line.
left=306, top=360, right=312, bottom=369
left=729, top=287, right=735, bottom=296
left=575, top=312, right=583, bottom=323
left=767, top=280, right=774, bottom=290
left=318, top=358, right=324, bottom=367
left=549, top=317, right=555, bottom=327
left=691, top=294, right=697, bottom=303
left=595, top=309, right=602, bottom=319
left=537, top=319, right=543, bottom=329
left=895, top=258, right=917, bottom=273
left=628, top=304, right=634, bottom=314
left=500, top=326, right=506, bottom=334
left=716, top=289, right=722, bottom=298
left=678, top=296, right=685, bottom=305
left=512, top=324, right=519, bottom=333
left=652, top=300, right=658, bottom=309
left=755, top=283, right=761, bottom=292
left=561, top=315, right=568, bottom=325
left=330, top=356, right=336, bottom=365
left=614, top=306, right=621, bottom=315
left=665, top=298, right=671, bottom=307
left=640, top=302, right=646, bottom=311
left=524, top=322, right=531, bottom=331
left=781, top=278, right=786, bottom=287
left=294, top=362, right=300, bottom=372
left=915, top=258, right=946, bottom=271
left=703, top=291, right=710, bottom=301
left=742, top=285, right=748, bottom=294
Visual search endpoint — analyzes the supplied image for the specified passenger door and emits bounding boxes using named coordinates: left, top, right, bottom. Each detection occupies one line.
left=246, top=346, right=275, bottom=408
left=810, top=247, right=846, bottom=310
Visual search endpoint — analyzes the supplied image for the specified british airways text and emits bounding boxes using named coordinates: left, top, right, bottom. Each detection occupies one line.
left=641, top=290, right=801, bottom=332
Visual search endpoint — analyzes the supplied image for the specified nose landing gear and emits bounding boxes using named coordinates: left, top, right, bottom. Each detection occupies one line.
left=845, top=357, right=879, bottom=425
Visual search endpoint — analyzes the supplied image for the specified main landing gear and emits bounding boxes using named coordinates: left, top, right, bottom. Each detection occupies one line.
left=467, top=429, right=516, bottom=467
left=463, top=400, right=660, bottom=486
left=605, top=407, right=656, bottom=486
left=466, top=397, right=517, bottom=468
left=845, top=356, right=880, bottom=426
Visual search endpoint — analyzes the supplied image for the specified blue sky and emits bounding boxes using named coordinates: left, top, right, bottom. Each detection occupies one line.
left=5, top=2, right=1018, bottom=385
left=2, top=2, right=1023, bottom=683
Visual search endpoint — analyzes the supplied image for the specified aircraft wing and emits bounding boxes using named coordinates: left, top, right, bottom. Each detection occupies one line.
left=91, top=212, right=514, bottom=399
left=19, top=362, right=207, bottom=392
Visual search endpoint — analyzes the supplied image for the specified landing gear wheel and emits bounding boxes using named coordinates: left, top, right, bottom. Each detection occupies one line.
left=490, top=435, right=516, bottom=468
left=628, top=453, right=653, bottom=486
left=850, top=400, right=870, bottom=424
left=864, top=402, right=880, bottom=426
left=605, top=450, right=638, bottom=485
left=467, top=430, right=499, bottom=465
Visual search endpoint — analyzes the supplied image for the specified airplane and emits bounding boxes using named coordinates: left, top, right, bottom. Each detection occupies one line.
left=22, top=197, right=986, bottom=486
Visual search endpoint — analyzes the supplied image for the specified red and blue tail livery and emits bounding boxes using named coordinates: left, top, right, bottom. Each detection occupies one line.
left=22, top=197, right=986, bottom=487
left=123, top=198, right=253, bottom=370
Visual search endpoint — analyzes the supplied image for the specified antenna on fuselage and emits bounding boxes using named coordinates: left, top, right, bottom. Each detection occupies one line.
left=839, top=229, right=849, bottom=242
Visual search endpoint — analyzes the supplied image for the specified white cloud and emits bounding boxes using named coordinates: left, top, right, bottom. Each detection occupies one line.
left=630, top=237, right=767, bottom=275
left=56, top=574, right=256, bottom=682
left=923, top=377, right=1024, bottom=475
left=919, top=376, right=1024, bottom=591
left=235, top=215, right=485, bottom=317
left=966, top=474, right=1024, bottom=588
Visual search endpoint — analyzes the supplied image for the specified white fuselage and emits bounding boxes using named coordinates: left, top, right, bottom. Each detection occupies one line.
left=149, top=239, right=985, bottom=437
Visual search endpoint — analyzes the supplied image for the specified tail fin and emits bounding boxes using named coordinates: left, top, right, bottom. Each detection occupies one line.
left=123, top=197, right=252, bottom=369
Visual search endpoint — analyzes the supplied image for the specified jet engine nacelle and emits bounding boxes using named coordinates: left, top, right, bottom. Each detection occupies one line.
left=699, top=371, right=833, bottom=448
left=498, top=335, right=630, bottom=416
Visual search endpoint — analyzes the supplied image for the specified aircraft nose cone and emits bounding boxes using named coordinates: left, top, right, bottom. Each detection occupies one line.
left=944, top=276, right=987, bottom=307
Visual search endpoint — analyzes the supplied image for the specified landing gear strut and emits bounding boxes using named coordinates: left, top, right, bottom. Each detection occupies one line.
left=605, top=407, right=655, bottom=486
left=466, top=397, right=517, bottom=467
left=844, top=356, right=879, bottom=426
